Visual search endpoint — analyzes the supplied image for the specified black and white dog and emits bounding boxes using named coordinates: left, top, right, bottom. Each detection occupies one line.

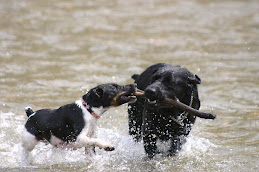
left=128, top=63, right=201, bottom=158
left=22, top=83, right=137, bottom=161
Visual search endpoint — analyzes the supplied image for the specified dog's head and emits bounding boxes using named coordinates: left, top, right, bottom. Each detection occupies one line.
left=83, top=83, right=137, bottom=109
left=144, top=67, right=201, bottom=105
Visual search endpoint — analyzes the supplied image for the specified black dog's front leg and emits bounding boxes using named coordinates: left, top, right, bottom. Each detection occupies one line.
left=143, top=127, right=157, bottom=159
left=142, top=106, right=158, bottom=159
left=168, top=135, right=186, bottom=156
left=128, top=100, right=144, bottom=142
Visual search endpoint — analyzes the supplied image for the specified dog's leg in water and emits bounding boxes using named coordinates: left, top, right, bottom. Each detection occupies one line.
left=167, top=135, right=186, bottom=156
left=85, top=147, right=96, bottom=156
left=142, top=101, right=158, bottom=159
left=128, top=101, right=143, bottom=142
left=76, top=135, right=115, bottom=151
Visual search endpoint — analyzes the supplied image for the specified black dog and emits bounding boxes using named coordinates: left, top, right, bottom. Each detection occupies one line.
left=22, top=83, right=137, bottom=161
left=128, top=63, right=201, bottom=158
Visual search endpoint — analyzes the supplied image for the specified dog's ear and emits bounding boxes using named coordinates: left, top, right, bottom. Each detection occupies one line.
left=131, top=74, right=139, bottom=81
left=94, top=88, right=103, bottom=98
left=188, top=74, right=201, bottom=84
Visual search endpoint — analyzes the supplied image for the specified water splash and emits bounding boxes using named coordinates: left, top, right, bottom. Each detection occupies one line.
left=1, top=111, right=219, bottom=171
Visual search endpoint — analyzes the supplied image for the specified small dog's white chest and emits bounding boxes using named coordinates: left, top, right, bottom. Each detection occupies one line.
left=76, top=100, right=98, bottom=138
left=83, top=114, right=97, bottom=137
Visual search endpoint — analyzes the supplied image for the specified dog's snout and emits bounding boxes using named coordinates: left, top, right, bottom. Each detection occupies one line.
left=145, top=87, right=157, bottom=101
left=145, top=86, right=165, bottom=101
left=131, top=83, right=136, bottom=89
left=122, top=84, right=136, bottom=95
left=145, top=88, right=156, bottom=95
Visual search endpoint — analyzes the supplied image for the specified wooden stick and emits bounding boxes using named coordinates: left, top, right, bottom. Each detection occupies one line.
left=163, top=97, right=216, bottom=119
left=133, top=90, right=216, bottom=119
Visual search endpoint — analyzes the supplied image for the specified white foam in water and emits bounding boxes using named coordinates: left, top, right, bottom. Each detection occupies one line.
left=0, top=111, right=218, bottom=171
left=14, top=127, right=147, bottom=171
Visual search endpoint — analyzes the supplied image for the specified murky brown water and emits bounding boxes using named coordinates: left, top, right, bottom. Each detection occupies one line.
left=0, top=0, right=258, bottom=171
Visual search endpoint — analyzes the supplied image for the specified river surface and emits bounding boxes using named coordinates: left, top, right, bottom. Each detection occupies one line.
left=0, top=0, right=258, bottom=171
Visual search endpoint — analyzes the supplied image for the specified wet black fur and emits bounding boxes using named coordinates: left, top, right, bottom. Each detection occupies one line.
left=128, top=63, right=201, bottom=158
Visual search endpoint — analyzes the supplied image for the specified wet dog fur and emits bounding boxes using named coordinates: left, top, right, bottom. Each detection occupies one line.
left=128, top=63, right=201, bottom=158
left=21, top=83, right=137, bottom=163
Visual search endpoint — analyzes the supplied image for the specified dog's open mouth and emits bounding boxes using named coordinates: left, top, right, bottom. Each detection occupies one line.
left=114, top=92, right=137, bottom=106
left=120, top=93, right=137, bottom=103
left=111, top=91, right=137, bottom=106
left=133, top=89, right=158, bottom=105
left=133, top=89, right=167, bottom=106
left=117, top=86, right=149, bottom=105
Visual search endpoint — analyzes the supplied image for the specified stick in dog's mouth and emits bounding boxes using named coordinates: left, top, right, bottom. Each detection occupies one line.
left=111, top=90, right=137, bottom=106
left=134, top=88, right=145, bottom=96
left=133, top=89, right=216, bottom=119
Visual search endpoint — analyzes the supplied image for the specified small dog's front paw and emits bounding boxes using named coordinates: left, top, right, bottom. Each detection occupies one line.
left=103, top=145, right=115, bottom=151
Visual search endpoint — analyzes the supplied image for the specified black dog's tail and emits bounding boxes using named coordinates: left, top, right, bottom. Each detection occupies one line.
left=25, top=107, right=34, bottom=117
